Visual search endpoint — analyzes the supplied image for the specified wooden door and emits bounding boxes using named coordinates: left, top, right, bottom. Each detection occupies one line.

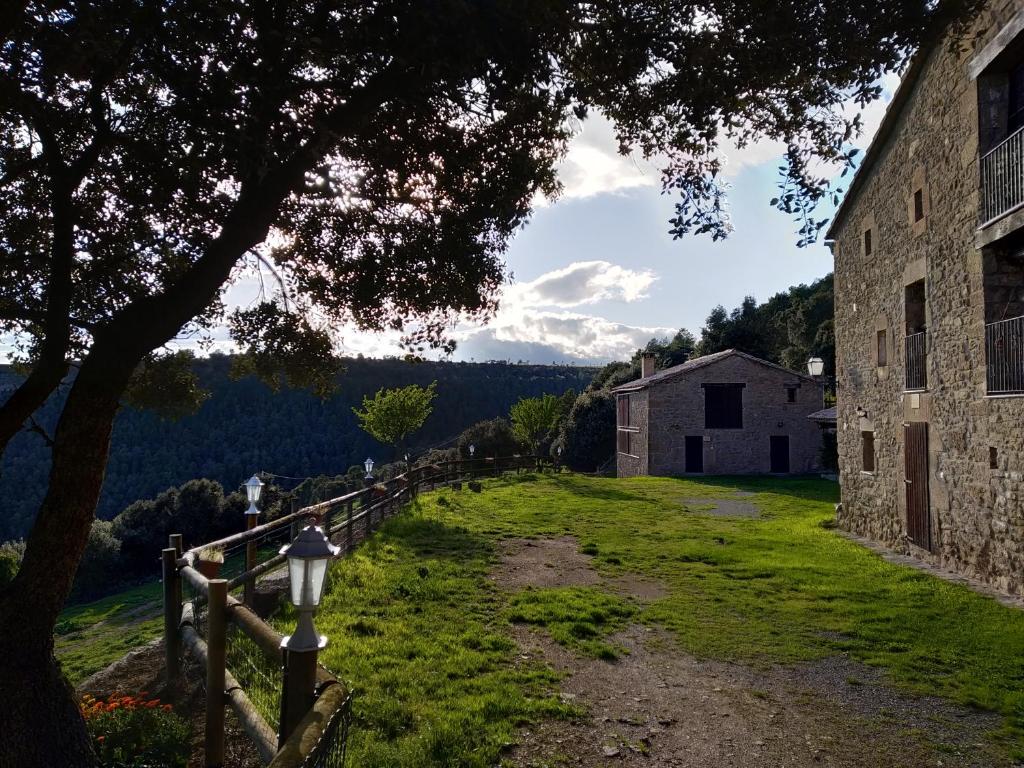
left=904, top=422, right=931, bottom=549
left=769, top=436, right=790, bottom=473
left=685, top=436, right=704, bottom=473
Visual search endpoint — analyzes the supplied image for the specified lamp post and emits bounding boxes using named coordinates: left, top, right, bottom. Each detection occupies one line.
left=242, top=474, right=263, bottom=606
left=278, top=524, right=340, bottom=745
left=806, top=356, right=834, bottom=405
left=364, top=457, right=374, bottom=487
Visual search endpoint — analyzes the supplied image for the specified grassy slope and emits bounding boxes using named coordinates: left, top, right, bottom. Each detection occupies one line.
left=55, top=581, right=164, bottom=686
left=274, top=474, right=1024, bottom=765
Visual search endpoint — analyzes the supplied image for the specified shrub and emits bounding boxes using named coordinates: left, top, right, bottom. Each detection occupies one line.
left=0, top=539, right=25, bottom=589
left=71, top=521, right=123, bottom=601
left=81, top=693, right=189, bottom=768
left=456, top=417, right=519, bottom=459
left=553, top=389, right=616, bottom=472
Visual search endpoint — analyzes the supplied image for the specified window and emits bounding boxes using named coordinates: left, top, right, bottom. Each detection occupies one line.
left=703, top=383, right=744, bottom=429
left=864, top=228, right=873, bottom=256
left=617, top=394, right=631, bottom=427
left=861, top=431, right=875, bottom=472
left=786, top=387, right=797, bottom=403
left=913, top=189, right=924, bottom=222
left=617, top=429, right=630, bottom=455
left=990, top=446, right=999, bottom=469
left=876, top=329, right=888, bottom=366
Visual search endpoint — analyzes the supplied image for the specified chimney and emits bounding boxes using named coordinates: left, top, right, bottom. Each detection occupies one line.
left=641, top=353, right=656, bottom=379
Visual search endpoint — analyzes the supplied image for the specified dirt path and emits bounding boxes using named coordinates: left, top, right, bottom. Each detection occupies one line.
left=495, top=537, right=1009, bottom=768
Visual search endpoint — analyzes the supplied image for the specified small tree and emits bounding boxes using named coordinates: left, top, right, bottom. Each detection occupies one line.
left=353, top=382, right=438, bottom=465
left=457, top=418, right=520, bottom=459
left=510, top=394, right=564, bottom=456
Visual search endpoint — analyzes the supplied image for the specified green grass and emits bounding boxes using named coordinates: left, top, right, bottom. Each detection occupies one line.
left=55, top=581, right=164, bottom=686
left=269, top=472, right=1024, bottom=764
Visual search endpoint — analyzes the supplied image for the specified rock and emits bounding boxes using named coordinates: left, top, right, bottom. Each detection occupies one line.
left=601, top=746, right=620, bottom=757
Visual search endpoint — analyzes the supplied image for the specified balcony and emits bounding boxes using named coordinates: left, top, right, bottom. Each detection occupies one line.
left=981, top=126, right=1024, bottom=226
left=905, top=331, right=927, bottom=391
left=986, top=315, right=1024, bottom=395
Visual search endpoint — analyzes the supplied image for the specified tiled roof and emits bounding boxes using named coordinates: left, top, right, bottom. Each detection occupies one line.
left=611, top=349, right=819, bottom=392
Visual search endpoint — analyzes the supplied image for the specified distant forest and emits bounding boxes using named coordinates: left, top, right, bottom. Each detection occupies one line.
left=0, top=356, right=595, bottom=539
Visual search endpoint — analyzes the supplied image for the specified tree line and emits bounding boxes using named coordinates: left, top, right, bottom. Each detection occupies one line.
left=0, top=355, right=594, bottom=540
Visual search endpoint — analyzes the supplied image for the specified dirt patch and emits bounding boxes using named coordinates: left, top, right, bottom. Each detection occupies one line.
left=607, top=573, right=669, bottom=602
left=680, top=497, right=760, bottom=518
left=506, top=625, right=1007, bottom=768
left=492, top=537, right=669, bottom=602
left=493, top=536, right=603, bottom=590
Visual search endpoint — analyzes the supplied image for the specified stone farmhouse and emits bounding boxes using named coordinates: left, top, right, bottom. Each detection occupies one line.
left=613, top=350, right=825, bottom=478
left=828, top=0, right=1024, bottom=594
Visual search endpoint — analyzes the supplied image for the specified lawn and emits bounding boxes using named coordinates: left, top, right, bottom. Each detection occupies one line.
left=55, top=580, right=164, bottom=686
left=279, top=473, right=1024, bottom=766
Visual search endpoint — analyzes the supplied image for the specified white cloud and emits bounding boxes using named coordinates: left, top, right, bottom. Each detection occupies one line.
left=453, top=260, right=669, bottom=363
left=512, top=260, right=657, bottom=308
left=552, top=115, right=659, bottom=201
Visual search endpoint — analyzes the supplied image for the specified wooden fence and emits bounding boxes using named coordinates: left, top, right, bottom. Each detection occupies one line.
left=162, top=456, right=553, bottom=767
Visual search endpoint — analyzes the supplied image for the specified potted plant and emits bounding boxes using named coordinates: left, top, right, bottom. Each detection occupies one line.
left=196, top=546, right=224, bottom=579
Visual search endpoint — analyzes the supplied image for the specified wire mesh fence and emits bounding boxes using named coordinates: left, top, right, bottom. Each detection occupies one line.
left=302, top=688, right=353, bottom=768
left=225, top=626, right=282, bottom=732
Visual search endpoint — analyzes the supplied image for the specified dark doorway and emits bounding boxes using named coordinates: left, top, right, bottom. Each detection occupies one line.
left=684, top=436, right=704, bottom=473
left=904, top=422, right=931, bottom=549
left=769, top=436, right=790, bottom=473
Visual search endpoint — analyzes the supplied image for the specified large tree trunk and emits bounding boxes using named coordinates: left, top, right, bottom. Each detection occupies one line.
left=0, top=346, right=130, bottom=768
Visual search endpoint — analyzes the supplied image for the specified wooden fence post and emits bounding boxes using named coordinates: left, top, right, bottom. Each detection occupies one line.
left=279, top=645, right=319, bottom=748
left=205, top=579, right=228, bottom=768
left=162, top=548, right=181, bottom=689
left=244, top=514, right=258, bottom=607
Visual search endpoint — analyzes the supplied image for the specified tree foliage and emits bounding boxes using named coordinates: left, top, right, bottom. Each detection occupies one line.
left=353, top=382, right=438, bottom=460
left=510, top=394, right=565, bottom=454
left=456, top=418, right=520, bottom=460
left=695, top=275, right=835, bottom=375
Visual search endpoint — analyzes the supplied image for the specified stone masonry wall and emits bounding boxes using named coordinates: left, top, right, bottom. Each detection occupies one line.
left=832, top=0, right=1024, bottom=595
left=645, top=356, right=825, bottom=476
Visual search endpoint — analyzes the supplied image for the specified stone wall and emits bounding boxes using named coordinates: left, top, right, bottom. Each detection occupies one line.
left=831, top=0, right=1024, bottom=595
left=616, top=389, right=648, bottom=478
left=641, top=355, right=825, bottom=476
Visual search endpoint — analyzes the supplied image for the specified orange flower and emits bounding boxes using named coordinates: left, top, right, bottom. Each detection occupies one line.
left=162, top=704, right=173, bottom=712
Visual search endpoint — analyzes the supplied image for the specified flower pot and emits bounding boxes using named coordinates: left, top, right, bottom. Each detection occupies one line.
left=197, top=559, right=223, bottom=579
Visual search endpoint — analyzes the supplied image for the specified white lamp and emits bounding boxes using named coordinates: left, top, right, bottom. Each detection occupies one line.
left=468, top=444, right=476, bottom=457
left=279, top=525, right=340, bottom=651
left=806, top=357, right=825, bottom=377
left=244, top=475, right=264, bottom=516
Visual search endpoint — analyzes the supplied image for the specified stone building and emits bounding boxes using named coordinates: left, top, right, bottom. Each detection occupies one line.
left=613, top=350, right=825, bottom=478
left=828, top=0, right=1024, bottom=595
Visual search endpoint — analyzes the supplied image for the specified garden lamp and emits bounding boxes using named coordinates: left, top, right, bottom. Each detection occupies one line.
left=364, top=456, right=374, bottom=483
left=244, top=475, right=264, bottom=516
left=806, top=357, right=825, bottom=377
left=279, top=525, right=340, bottom=651
left=469, top=444, right=476, bottom=457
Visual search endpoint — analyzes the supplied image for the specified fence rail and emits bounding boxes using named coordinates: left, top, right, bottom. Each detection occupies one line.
left=905, top=331, right=927, bottom=391
left=986, top=314, right=1024, bottom=394
left=164, top=455, right=552, bottom=767
left=981, top=125, right=1024, bottom=225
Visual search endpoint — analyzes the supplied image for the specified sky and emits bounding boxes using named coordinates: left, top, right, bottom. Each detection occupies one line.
left=1, top=74, right=900, bottom=367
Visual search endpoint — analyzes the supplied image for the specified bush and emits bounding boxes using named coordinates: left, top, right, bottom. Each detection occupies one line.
left=71, top=521, right=123, bottom=601
left=456, top=418, right=519, bottom=459
left=553, top=389, right=616, bottom=472
left=81, top=693, right=189, bottom=768
left=0, top=539, right=25, bottom=589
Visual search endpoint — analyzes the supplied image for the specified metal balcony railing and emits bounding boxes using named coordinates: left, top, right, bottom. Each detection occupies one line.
left=981, top=126, right=1024, bottom=225
left=905, top=331, right=927, bottom=391
left=986, top=315, right=1024, bottom=395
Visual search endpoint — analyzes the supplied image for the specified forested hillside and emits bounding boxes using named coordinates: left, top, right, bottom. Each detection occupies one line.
left=0, top=356, right=593, bottom=539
